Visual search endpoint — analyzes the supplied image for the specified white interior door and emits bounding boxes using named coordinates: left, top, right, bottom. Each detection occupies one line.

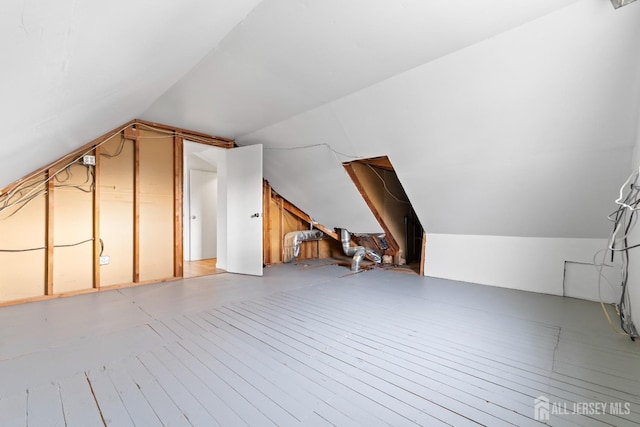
left=189, top=169, right=217, bottom=261
left=226, top=144, right=263, bottom=276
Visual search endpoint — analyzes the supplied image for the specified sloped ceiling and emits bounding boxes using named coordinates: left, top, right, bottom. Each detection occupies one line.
left=3, top=0, right=640, bottom=239
left=0, top=0, right=262, bottom=188
left=143, top=0, right=582, bottom=137
left=146, top=0, right=640, bottom=237
left=238, top=0, right=640, bottom=237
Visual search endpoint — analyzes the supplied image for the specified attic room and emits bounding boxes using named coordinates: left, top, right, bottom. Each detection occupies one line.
left=1, top=0, right=640, bottom=425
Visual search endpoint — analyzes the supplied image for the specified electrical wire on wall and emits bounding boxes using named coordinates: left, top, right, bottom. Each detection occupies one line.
left=0, top=121, right=233, bottom=255
left=54, top=164, right=95, bottom=193
left=99, top=136, right=126, bottom=159
left=598, top=167, right=640, bottom=340
left=366, top=164, right=410, bottom=205
left=0, top=121, right=229, bottom=221
left=0, top=238, right=94, bottom=253
left=0, top=175, right=48, bottom=219
left=263, top=142, right=366, bottom=167
left=263, top=142, right=361, bottom=159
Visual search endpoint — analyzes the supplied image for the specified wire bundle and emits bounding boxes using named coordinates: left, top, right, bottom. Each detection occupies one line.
left=602, top=167, right=640, bottom=340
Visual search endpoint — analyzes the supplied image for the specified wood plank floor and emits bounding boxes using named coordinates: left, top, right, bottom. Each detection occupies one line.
left=183, top=259, right=224, bottom=279
left=0, top=262, right=638, bottom=426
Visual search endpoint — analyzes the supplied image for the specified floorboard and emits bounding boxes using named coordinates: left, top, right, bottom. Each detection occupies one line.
left=0, top=262, right=638, bottom=426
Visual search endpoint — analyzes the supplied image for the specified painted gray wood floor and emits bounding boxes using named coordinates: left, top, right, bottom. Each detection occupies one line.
left=0, top=261, right=639, bottom=426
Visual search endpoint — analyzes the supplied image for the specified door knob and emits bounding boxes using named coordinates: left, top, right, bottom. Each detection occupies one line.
left=192, top=215, right=197, bottom=219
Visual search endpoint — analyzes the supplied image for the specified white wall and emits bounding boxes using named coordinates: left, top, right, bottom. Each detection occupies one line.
left=563, top=261, right=620, bottom=304
left=191, top=145, right=229, bottom=271
left=183, top=141, right=228, bottom=270
left=216, top=151, right=228, bottom=271
left=241, top=0, right=640, bottom=239
left=183, top=146, right=218, bottom=261
left=424, top=234, right=610, bottom=297
left=187, top=170, right=218, bottom=260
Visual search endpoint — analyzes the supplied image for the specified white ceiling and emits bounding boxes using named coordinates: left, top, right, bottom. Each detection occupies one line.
left=143, top=0, right=582, bottom=137
left=2, top=0, right=640, bottom=239
left=0, top=0, right=261, bottom=187
left=238, top=0, right=640, bottom=236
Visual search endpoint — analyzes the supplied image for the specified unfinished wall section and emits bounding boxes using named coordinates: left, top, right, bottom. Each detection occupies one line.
left=52, top=161, right=95, bottom=294
left=0, top=174, right=47, bottom=301
left=139, top=129, right=175, bottom=282
left=263, top=181, right=341, bottom=265
left=99, top=136, right=135, bottom=287
left=0, top=120, right=232, bottom=305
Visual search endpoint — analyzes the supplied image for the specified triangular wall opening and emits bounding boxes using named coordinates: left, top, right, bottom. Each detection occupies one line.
left=343, top=156, right=425, bottom=275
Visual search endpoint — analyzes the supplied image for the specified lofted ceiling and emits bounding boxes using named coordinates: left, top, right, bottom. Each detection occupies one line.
left=2, top=0, right=640, bottom=239
left=0, top=0, right=262, bottom=188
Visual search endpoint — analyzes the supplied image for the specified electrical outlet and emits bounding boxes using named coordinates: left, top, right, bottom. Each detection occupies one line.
left=82, top=155, right=96, bottom=166
left=99, top=256, right=110, bottom=266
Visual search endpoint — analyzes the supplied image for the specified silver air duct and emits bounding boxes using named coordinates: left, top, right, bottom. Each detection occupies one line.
left=340, top=229, right=381, bottom=272
left=365, top=247, right=382, bottom=264
left=283, top=230, right=324, bottom=263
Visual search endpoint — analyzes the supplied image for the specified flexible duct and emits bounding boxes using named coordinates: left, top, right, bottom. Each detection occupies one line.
left=340, top=229, right=381, bottom=271
left=283, top=230, right=324, bottom=263
left=365, top=247, right=382, bottom=264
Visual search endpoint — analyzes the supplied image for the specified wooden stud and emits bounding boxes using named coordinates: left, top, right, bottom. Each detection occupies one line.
left=343, top=163, right=400, bottom=253
left=173, top=135, right=184, bottom=278
left=1, top=120, right=136, bottom=197
left=356, top=156, right=394, bottom=171
left=133, top=138, right=140, bottom=283
left=93, top=147, right=101, bottom=289
left=0, top=119, right=233, bottom=199
left=0, top=119, right=235, bottom=307
left=45, top=168, right=55, bottom=295
left=280, top=198, right=339, bottom=241
left=263, top=181, right=271, bottom=265
left=279, top=198, right=284, bottom=263
left=123, top=126, right=140, bottom=140
left=419, top=232, right=427, bottom=276
left=134, top=119, right=233, bottom=148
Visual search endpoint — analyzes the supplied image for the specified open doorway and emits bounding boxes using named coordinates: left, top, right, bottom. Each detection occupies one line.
left=183, top=141, right=224, bottom=278
left=343, top=156, right=425, bottom=274
left=182, top=141, right=264, bottom=278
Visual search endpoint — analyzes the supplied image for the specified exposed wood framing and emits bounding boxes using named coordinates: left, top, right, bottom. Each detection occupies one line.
left=123, top=126, right=139, bottom=140
left=354, top=156, right=394, bottom=171
left=0, top=276, right=178, bottom=308
left=135, top=119, right=233, bottom=148
left=279, top=197, right=284, bottom=261
left=420, top=231, right=427, bottom=276
left=280, top=198, right=338, bottom=241
left=263, top=181, right=272, bottom=265
left=0, top=119, right=235, bottom=307
left=133, top=138, right=141, bottom=283
left=1, top=120, right=135, bottom=197
left=45, top=168, right=54, bottom=295
left=93, top=147, right=101, bottom=289
left=262, top=180, right=340, bottom=264
left=1, top=119, right=232, bottom=197
left=342, top=162, right=400, bottom=253
left=173, top=136, right=184, bottom=278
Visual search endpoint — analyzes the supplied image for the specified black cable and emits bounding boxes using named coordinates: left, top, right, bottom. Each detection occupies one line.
left=608, top=183, right=640, bottom=338
left=54, top=238, right=94, bottom=248
left=0, top=246, right=45, bottom=253
left=0, top=238, right=94, bottom=253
